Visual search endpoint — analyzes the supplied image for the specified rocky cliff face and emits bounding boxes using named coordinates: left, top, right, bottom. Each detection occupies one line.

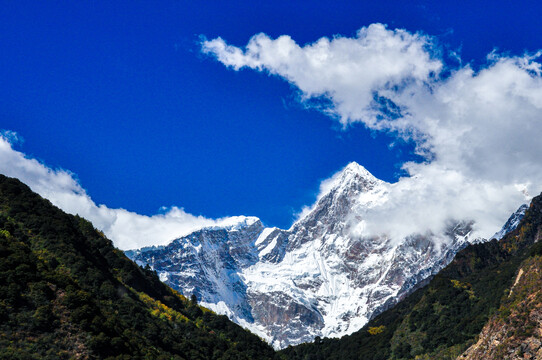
left=127, top=216, right=263, bottom=324
left=459, top=255, right=542, bottom=360
left=127, top=162, right=519, bottom=349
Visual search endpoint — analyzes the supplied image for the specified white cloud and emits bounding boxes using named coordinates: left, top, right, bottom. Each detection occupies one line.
left=203, top=23, right=542, bottom=240
left=202, top=24, right=442, bottom=127
left=0, top=134, right=232, bottom=250
left=359, top=165, right=527, bottom=242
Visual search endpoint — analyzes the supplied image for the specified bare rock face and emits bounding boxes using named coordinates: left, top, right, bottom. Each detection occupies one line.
left=127, top=162, right=500, bottom=349
left=459, top=256, right=542, bottom=360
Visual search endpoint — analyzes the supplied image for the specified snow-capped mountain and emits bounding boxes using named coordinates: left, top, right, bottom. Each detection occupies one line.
left=491, top=203, right=527, bottom=240
left=126, top=162, right=520, bottom=349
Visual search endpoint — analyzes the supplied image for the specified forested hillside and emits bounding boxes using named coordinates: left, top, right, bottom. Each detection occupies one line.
left=0, top=175, right=277, bottom=360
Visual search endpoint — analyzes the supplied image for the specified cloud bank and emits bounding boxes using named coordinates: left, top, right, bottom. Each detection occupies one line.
left=203, top=23, right=542, bottom=240
left=0, top=133, right=235, bottom=250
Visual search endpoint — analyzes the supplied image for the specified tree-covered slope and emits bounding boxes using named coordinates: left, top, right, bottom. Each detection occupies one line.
left=0, top=175, right=277, bottom=360
left=281, top=194, right=542, bottom=360
left=459, top=253, right=542, bottom=359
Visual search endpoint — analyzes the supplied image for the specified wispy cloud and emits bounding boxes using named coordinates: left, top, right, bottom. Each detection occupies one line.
left=0, top=134, right=235, bottom=250
left=203, top=23, right=541, bottom=239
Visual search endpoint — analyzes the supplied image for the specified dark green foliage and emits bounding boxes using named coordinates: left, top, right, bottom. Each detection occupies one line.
left=0, top=175, right=277, bottom=360
left=281, top=195, right=542, bottom=360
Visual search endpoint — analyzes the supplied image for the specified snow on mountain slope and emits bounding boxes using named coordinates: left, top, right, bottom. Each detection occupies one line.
left=492, top=203, right=527, bottom=240
left=127, top=216, right=262, bottom=323
left=127, top=162, right=511, bottom=349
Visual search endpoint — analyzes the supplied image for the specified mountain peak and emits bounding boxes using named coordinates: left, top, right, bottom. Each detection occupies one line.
left=317, top=162, right=381, bottom=200
left=290, top=162, right=385, bottom=229
left=337, top=161, right=380, bottom=186
left=343, top=161, right=374, bottom=178
left=344, top=160, right=368, bottom=173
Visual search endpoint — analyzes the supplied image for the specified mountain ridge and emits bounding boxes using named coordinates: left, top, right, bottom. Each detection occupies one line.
left=129, top=162, right=511, bottom=348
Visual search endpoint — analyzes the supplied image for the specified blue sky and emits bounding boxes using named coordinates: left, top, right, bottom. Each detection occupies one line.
left=1, top=1, right=542, bottom=247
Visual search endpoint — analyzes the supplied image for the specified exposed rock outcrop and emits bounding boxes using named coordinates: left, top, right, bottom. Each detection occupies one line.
left=459, top=256, right=542, bottom=360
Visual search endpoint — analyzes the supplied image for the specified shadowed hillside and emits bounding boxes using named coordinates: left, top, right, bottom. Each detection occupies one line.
left=0, top=175, right=278, bottom=360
